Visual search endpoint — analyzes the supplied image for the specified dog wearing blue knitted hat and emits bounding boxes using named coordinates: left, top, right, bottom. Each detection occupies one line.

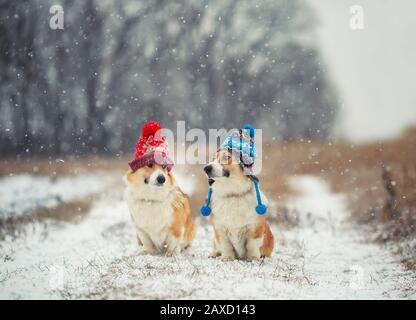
left=200, top=124, right=274, bottom=261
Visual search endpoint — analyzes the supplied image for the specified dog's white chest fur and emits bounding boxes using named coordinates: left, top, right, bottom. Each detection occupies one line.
left=125, top=188, right=172, bottom=249
left=212, top=190, right=260, bottom=228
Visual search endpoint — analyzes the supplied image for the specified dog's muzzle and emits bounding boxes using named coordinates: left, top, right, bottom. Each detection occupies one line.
left=156, top=174, right=166, bottom=186
left=204, top=165, right=213, bottom=177
left=204, top=164, right=229, bottom=179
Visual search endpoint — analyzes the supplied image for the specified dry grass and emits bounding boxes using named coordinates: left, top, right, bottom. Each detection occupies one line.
left=0, top=199, right=93, bottom=240
left=0, top=155, right=127, bottom=177
left=35, top=199, right=93, bottom=222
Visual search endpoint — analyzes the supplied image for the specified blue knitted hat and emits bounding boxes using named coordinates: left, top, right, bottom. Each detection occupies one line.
left=220, top=125, right=256, bottom=171
left=200, top=124, right=267, bottom=216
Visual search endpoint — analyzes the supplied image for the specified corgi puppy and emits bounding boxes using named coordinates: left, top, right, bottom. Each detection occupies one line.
left=204, top=149, right=274, bottom=261
left=124, top=163, right=196, bottom=256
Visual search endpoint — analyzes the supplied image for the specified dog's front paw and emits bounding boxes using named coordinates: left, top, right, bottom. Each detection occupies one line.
left=138, top=249, right=155, bottom=256
left=209, top=251, right=221, bottom=258
left=165, top=249, right=180, bottom=257
left=246, top=255, right=260, bottom=262
left=220, top=255, right=235, bottom=262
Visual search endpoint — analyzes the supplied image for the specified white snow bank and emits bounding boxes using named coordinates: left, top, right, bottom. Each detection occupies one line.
left=0, top=174, right=113, bottom=219
left=287, top=175, right=348, bottom=223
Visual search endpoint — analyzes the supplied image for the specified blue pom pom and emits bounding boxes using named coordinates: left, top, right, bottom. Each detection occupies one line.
left=200, top=205, right=212, bottom=216
left=243, top=124, right=255, bottom=138
left=255, top=204, right=267, bottom=215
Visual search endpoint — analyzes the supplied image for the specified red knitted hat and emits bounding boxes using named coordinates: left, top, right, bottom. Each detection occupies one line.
left=128, top=121, right=174, bottom=172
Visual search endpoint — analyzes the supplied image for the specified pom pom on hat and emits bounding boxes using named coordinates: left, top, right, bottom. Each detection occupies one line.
left=255, top=204, right=267, bottom=215
left=142, top=121, right=161, bottom=138
left=134, top=121, right=164, bottom=159
left=200, top=205, right=212, bottom=217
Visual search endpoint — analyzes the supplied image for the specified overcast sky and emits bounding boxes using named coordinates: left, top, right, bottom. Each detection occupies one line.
left=307, top=0, right=416, bottom=142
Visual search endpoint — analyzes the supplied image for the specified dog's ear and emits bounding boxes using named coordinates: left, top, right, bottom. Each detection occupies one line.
left=123, top=170, right=134, bottom=185
left=167, top=170, right=176, bottom=185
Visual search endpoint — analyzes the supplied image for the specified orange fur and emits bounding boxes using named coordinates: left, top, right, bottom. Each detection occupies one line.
left=252, top=215, right=267, bottom=239
left=170, top=189, right=196, bottom=247
left=184, top=213, right=196, bottom=247
left=260, top=222, right=274, bottom=257
left=251, top=215, right=274, bottom=257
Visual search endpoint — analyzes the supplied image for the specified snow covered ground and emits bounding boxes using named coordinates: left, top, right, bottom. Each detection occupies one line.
left=0, top=174, right=113, bottom=220
left=0, top=174, right=415, bottom=299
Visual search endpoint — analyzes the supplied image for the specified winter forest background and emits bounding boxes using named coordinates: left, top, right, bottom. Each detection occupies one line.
left=0, top=0, right=338, bottom=156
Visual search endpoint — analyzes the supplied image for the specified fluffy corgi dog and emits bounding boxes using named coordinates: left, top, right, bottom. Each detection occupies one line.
left=204, top=149, right=274, bottom=261
left=124, top=163, right=196, bottom=256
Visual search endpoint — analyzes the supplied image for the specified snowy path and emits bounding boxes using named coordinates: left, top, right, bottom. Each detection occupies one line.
left=0, top=175, right=415, bottom=299
left=283, top=176, right=415, bottom=298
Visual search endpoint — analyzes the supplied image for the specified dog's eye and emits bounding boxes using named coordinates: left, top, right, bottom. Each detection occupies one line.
left=147, top=163, right=153, bottom=168
left=220, top=154, right=230, bottom=163
left=144, top=178, right=149, bottom=184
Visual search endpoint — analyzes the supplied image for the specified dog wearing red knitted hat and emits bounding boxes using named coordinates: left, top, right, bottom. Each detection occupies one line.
left=124, top=121, right=196, bottom=256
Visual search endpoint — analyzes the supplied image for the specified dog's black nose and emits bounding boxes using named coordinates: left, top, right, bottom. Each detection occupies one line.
left=204, top=165, right=213, bottom=175
left=156, top=174, right=166, bottom=184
